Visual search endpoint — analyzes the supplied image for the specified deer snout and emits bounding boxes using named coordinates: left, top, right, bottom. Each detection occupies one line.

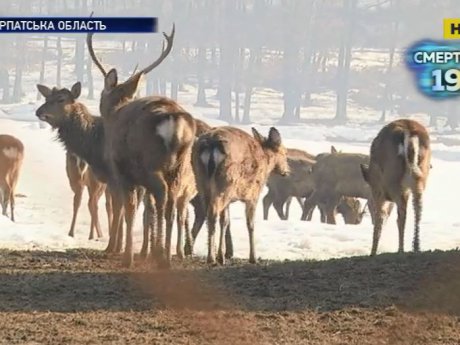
left=35, top=108, right=48, bottom=121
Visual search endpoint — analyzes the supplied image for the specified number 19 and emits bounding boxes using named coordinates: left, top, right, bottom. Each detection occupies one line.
left=432, top=68, right=460, bottom=92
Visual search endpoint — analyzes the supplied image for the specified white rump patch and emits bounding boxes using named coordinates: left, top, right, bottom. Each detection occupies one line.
left=404, top=132, right=420, bottom=167
left=200, top=150, right=210, bottom=165
left=157, top=117, right=175, bottom=150
left=212, top=148, right=225, bottom=166
left=2, top=147, right=18, bottom=159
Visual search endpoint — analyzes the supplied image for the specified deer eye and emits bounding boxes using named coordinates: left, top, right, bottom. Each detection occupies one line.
left=58, top=98, right=66, bottom=103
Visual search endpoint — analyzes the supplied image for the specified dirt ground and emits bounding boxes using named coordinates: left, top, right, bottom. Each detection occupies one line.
left=0, top=249, right=459, bottom=345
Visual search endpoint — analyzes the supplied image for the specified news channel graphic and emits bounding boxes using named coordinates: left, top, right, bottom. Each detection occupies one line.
left=405, top=19, right=460, bottom=99
left=0, top=17, right=157, bottom=33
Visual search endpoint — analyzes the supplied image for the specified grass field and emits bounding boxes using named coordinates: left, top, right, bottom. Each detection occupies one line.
left=0, top=249, right=459, bottom=344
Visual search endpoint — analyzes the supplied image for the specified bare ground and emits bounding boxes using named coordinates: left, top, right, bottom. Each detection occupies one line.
left=0, top=249, right=459, bottom=344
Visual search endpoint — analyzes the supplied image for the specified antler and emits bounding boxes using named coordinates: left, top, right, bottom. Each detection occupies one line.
left=86, top=31, right=107, bottom=77
left=86, top=12, right=107, bottom=77
left=135, top=23, right=175, bottom=77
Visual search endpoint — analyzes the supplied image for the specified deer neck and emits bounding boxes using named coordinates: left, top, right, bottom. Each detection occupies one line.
left=57, top=105, right=105, bottom=169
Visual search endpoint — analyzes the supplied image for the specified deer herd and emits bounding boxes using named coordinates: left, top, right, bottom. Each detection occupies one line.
left=0, top=25, right=432, bottom=269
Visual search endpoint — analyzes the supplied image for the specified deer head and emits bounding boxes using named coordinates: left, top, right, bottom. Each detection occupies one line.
left=36, top=82, right=82, bottom=128
left=86, top=24, right=175, bottom=118
left=252, top=127, right=290, bottom=176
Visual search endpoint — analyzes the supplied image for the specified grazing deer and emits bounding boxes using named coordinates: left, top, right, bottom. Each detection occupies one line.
left=66, top=151, right=107, bottom=239
left=360, top=119, right=431, bottom=256
left=193, top=126, right=289, bottom=265
left=87, top=25, right=197, bottom=268
left=304, top=149, right=374, bottom=225
left=0, top=134, right=24, bottom=221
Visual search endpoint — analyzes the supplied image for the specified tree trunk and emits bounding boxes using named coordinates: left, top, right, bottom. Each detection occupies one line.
left=218, top=46, right=233, bottom=122
left=37, top=37, right=48, bottom=100
left=379, top=0, right=399, bottom=123
left=334, top=0, right=356, bottom=123
left=56, top=36, right=63, bottom=87
left=195, top=47, right=209, bottom=106
left=75, top=37, right=85, bottom=84
left=242, top=48, right=260, bottom=124
left=13, top=37, right=25, bottom=102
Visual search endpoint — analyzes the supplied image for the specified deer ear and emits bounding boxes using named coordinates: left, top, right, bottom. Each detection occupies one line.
left=70, top=82, right=81, bottom=99
left=360, top=164, right=370, bottom=183
left=122, top=73, right=144, bottom=99
left=331, top=145, right=338, bottom=154
left=267, top=127, right=282, bottom=148
left=251, top=127, right=265, bottom=144
left=104, top=68, right=118, bottom=90
left=37, top=84, right=52, bottom=98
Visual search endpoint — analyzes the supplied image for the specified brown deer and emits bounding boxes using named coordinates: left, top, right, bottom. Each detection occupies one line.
left=0, top=134, right=24, bottom=221
left=192, top=126, right=289, bottom=265
left=87, top=25, right=197, bottom=268
left=360, top=119, right=431, bottom=256
left=36, top=83, right=156, bottom=256
left=66, top=151, right=108, bottom=239
left=36, top=83, right=117, bottom=246
left=304, top=149, right=374, bottom=225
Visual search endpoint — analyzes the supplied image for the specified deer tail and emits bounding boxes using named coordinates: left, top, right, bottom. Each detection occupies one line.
left=199, top=143, right=225, bottom=178
left=403, top=131, right=422, bottom=178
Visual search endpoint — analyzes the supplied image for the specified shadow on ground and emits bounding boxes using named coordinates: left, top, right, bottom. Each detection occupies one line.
left=0, top=249, right=459, bottom=315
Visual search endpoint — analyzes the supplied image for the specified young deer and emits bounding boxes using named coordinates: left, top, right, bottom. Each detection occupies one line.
left=36, top=83, right=116, bottom=245
left=193, top=126, right=289, bottom=265
left=361, top=119, right=431, bottom=256
left=36, top=83, right=154, bottom=255
left=0, top=134, right=24, bottom=221
left=66, top=151, right=107, bottom=240
left=87, top=25, right=197, bottom=268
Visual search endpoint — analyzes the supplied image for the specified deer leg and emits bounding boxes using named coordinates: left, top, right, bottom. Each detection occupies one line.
left=207, top=199, right=222, bottom=265
left=396, top=193, right=409, bottom=253
left=301, top=193, right=316, bottom=221
left=175, top=196, right=188, bottom=260
left=164, top=192, right=176, bottom=267
left=245, top=201, right=258, bottom=264
left=122, top=187, right=137, bottom=268
left=217, top=207, right=230, bottom=265
left=68, top=183, right=83, bottom=237
left=284, top=196, right=293, bottom=220
left=105, top=189, right=124, bottom=253
left=114, top=216, right=124, bottom=254
left=0, top=183, right=6, bottom=217
left=185, top=194, right=206, bottom=256
left=370, top=198, right=391, bottom=256
left=412, top=185, right=424, bottom=253
left=224, top=208, right=233, bottom=259
left=273, top=198, right=286, bottom=220
left=324, top=203, right=337, bottom=225
left=105, top=189, right=113, bottom=239
left=87, top=183, right=104, bottom=240
left=141, top=194, right=154, bottom=259
left=9, top=189, right=15, bottom=222
left=262, top=191, right=272, bottom=220
left=146, top=173, right=167, bottom=265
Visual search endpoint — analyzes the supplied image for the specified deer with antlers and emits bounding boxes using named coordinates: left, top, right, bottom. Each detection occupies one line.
left=360, top=119, right=431, bottom=256
left=193, top=126, right=289, bottom=265
left=0, top=134, right=24, bottom=221
left=87, top=25, right=197, bottom=268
